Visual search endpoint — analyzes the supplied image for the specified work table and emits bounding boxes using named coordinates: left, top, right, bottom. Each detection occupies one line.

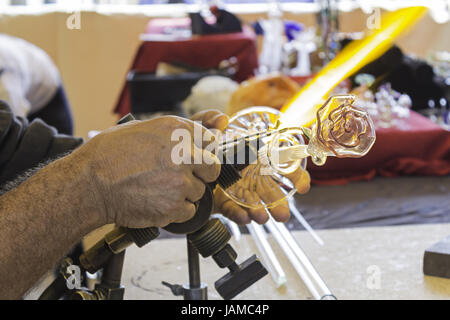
left=121, top=223, right=450, bottom=300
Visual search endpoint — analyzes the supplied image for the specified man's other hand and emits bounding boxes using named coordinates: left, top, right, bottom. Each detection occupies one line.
left=192, top=110, right=311, bottom=226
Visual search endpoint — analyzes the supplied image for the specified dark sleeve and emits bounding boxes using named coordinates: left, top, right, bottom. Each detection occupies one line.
left=0, top=100, right=83, bottom=185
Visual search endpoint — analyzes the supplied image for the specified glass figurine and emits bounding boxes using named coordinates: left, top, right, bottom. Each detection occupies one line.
left=219, top=94, right=376, bottom=209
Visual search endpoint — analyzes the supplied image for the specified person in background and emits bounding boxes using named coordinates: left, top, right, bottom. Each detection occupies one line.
left=0, top=33, right=73, bottom=135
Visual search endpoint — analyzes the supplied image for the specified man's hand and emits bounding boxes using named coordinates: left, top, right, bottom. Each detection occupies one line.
left=71, top=115, right=221, bottom=228
left=194, top=110, right=311, bottom=225
left=0, top=113, right=223, bottom=299
left=214, top=168, right=310, bottom=225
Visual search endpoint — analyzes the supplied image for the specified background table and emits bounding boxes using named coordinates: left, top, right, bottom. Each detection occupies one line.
left=308, top=111, right=450, bottom=185
left=121, top=223, right=450, bottom=300
left=114, top=28, right=258, bottom=118
left=291, top=176, right=450, bottom=230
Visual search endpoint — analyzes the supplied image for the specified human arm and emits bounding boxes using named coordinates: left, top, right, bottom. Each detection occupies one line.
left=0, top=115, right=220, bottom=299
left=0, top=152, right=103, bottom=299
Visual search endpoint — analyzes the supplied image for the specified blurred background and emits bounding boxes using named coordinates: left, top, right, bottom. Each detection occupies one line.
left=0, top=0, right=448, bottom=138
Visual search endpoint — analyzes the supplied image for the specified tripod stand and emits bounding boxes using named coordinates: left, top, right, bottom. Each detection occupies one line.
left=162, top=217, right=268, bottom=300
left=40, top=185, right=266, bottom=301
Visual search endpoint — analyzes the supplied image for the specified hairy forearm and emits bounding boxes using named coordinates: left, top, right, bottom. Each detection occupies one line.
left=0, top=153, right=104, bottom=299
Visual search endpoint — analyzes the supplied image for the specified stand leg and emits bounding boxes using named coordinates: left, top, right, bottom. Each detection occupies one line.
left=188, top=239, right=201, bottom=288
left=184, top=238, right=208, bottom=300
left=71, top=250, right=126, bottom=300
left=95, top=250, right=126, bottom=300
left=102, top=250, right=125, bottom=289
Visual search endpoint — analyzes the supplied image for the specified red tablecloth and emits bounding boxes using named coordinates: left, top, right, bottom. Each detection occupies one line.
left=308, top=111, right=450, bottom=185
left=114, top=28, right=258, bottom=117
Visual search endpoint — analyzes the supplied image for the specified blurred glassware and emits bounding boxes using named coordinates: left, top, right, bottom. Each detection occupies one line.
left=315, top=0, right=340, bottom=65
left=427, top=51, right=450, bottom=79
left=352, top=82, right=413, bottom=129
left=283, top=27, right=317, bottom=77
left=258, top=0, right=284, bottom=74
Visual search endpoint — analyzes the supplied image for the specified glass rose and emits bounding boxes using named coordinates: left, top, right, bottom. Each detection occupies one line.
left=307, top=95, right=376, bottom=166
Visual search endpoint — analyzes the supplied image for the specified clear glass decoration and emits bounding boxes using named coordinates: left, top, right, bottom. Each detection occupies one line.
left=307, top=95, right=376, bottom=165
left=219, top=94, right=376, bottom=210
left=352, top=82, right=413, bottom=129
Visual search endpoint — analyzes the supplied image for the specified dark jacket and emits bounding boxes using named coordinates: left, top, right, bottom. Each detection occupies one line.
left=0, top=100, right=82, bottom=185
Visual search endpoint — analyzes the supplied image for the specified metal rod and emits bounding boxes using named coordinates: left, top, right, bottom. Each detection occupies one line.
left=247, top=221, right=286, bottom=287
left=187, top=239, right=201, bottom=289
left=270, top=216, right=336, bottom=299
left=102, top=250, right=126, bottom=288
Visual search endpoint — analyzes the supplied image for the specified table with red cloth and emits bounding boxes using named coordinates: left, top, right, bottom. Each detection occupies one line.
left=307, top=111, right=450, bottom=185
left=114, top=26, right=258, bottom=118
